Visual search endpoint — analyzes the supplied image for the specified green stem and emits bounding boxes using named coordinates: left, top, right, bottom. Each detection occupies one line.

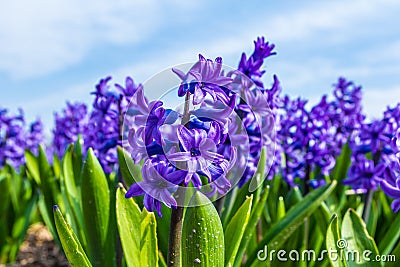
left=362, top=189, right=374, bottom=222
left=362, top=148, right=382, bottom=222
left=168, top=205, right=184, bottom=267
left=167, top=92, right=191, bottom=267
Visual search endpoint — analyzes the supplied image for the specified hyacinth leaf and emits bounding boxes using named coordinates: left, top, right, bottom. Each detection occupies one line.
left=384, top=241, right=400, bottom=267
left=158, top=251, right=167, bottom=267
left=182, top=191, right=224, bottom=267
left=378, top=211, right=400, bottom=255
left=245, top=181, right=337, bottom=267
left=366, top=199, right=378, bottom=237
left=73, top=135, right=83, bottom=181
left=53, top=153, right=61, bottom=178
left=116, top=186, right=141, bottom=267
left=248, top=147, right=266, bottom=192
left=156, top=204, right=171, bottom=260
left=224, top=195, right=253, bottom=267
left=24, top=150, right=40, bottom=185
left=326, top=214, right=347, bottom=267
left=233, top=186, right=269, bottom=267
left=341, top=209, right=380, bottom=267
left=0, top=174, right=10, bottom=221
left=25, top=146, right=60, bottom=245
left=140, top=208, right=158, bottom=267
left=0, top=174, right=10, bottom=260
left=63, top=144, right=82, bottom=200
left=62, top=145, right=86, bottom=247
left=53, top=205, right=92, bottom=267
left=117, top=146, right=142, bottom=186
left=222, top=183, right=250, bottom=228
left=277, top=196, right=286, bottom=220
left=81, top=148, right=113, bottom=267
left=332, top=142, right=351, bottom=182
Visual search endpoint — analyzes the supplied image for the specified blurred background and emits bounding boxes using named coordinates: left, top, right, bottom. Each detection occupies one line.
left=1, top=0, right=399, bottom=134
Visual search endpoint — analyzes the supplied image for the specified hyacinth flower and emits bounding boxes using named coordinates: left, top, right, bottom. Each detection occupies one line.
left=0, top=108, right=44, bottom=169
left=381, top=178, right=400, bottom=212
left=26, top=119, right=45, bottom=156
left=52, top=102, right=87, bottom=158
left=126, top=156, right=186, bottom=217
left=123, top=46, right=277, bottom=214
left=172, top=54, right=233, bottom=105
left=343, top=158, right=385, bottom=190
left=237, top=36, right=277, bottom=88
left=84, top=75, right=142, bottom=173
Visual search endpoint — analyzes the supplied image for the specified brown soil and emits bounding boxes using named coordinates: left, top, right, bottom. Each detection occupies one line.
left=1, top=223, right=69, bottom=267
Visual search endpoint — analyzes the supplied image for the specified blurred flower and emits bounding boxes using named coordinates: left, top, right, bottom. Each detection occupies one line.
left=343, top=158, right=385, bottom=190
left=52, top=102, right=87, bottom=158
left=0, top=108, right=44, bottom=169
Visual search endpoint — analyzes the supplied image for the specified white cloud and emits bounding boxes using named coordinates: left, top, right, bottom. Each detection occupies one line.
left=0, top=0, right=198, bottom=79
left=364, top=86, right=400, bottom=119
left=7, top=0, right=400, bottom=124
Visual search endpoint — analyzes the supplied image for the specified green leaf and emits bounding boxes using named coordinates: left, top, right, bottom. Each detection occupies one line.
left=277, top=196, right=286, bottom=220
left=62, top=145, right=86, bottom=248
left=233, top=186, right=270, bottom=267
left=53, top=205, right=92, bottom=267
left=117, top=146, right=142, bottom=186
left=0, top=175, right=10, bottom=219
left=116, top=186, right=141, bottom=267
left=73, top=135, right=84, bottom=181
left=332, top=142, right=351, bottom=182
left=245, top=181, right=337, bottom=267
left=378, top=211, right=400, bottom=255
left=140, top=208, right=158, bottom=267
left=182, top=191, right=224, bottom=267
left=383, top=240, right=400, bottom=267
left=24, top=150, right=40, bottom=185
left=326, top=214, right=347, bottom=267
left=341, top=209, right=381, bottom=267
left=81, top=148, right=113, bottom=267
left=248, top=148, right=266, bottom=192
left=225, top=195, right=253, bottom=267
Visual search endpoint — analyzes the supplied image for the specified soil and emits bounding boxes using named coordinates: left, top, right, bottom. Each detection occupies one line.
left=1, top=223, right=69, bottom=267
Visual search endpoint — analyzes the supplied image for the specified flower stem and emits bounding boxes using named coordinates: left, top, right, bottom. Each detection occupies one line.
left=167, top=92, right=191, bottom=267
left=168, top=205, right=184, bottom=267
left=362, top=149, right=382, bottom=222
left=362, top=189, right=374, bottom=222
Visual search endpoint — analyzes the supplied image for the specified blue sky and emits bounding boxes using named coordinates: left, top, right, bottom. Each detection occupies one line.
left=1, top=0, right=400, bottom=133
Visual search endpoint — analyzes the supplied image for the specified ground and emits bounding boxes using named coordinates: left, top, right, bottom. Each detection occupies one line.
left=1, top=223, right=69, bottom=267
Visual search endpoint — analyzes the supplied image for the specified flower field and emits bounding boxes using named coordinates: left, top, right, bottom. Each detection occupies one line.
left=1, top=37, right=399, bottom=266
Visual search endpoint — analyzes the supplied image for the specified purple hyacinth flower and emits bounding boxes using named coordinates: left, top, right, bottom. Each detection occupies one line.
left=172, top=54, right=232, bottom=105
left=168, top=125, right=225, bottom=187
left=115, top=76, right=141, bottom=98
left=381, top=178, right=400, bottom=212
left=237, top=37, right=276, bottom=88
left=343, top=158, right=385, bottom=190
left=252, top=36, right=276, bottom=61
left=190, top=94, right=236, bottom=125
left=92, top=76, right=113, bottom=97
left=125, top=157, right=185, bottom=217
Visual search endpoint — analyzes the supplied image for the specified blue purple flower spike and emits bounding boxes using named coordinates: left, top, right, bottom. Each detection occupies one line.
left=1, top=108, right=44, bottom=168
left=124, top=38, right=278, bottom=216
left=53, top=102, right=88, bottom=158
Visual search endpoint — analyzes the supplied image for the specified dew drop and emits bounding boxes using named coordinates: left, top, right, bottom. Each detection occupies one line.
left=194, top=258, right=201, bottom=264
